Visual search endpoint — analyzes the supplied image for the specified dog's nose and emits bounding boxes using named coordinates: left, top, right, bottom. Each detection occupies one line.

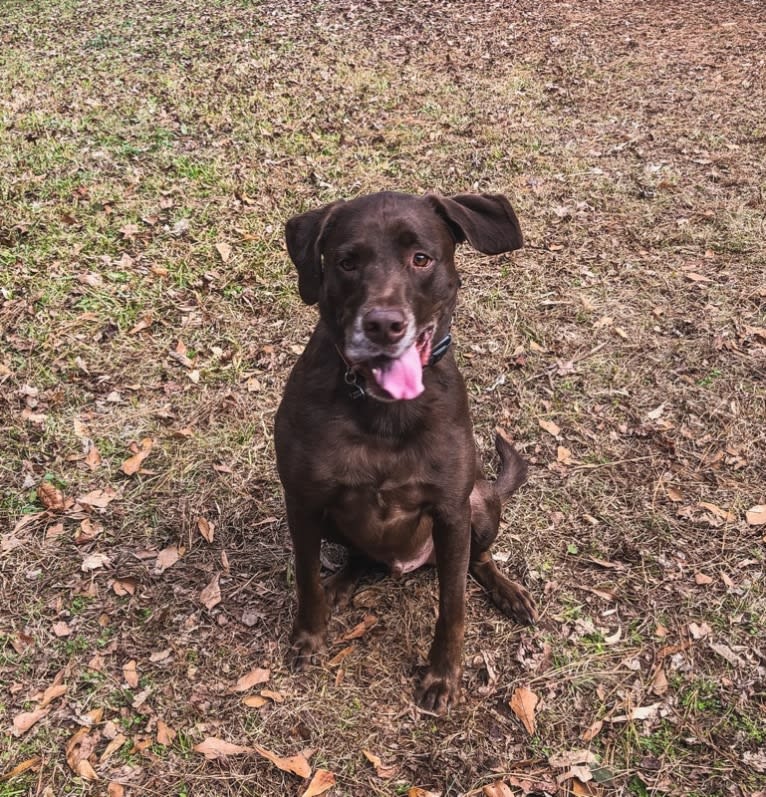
left=362, top=308, right=407, bottom=346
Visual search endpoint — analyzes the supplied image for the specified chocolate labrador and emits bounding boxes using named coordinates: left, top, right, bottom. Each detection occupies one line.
left=275, top=191, right=535, bottom=713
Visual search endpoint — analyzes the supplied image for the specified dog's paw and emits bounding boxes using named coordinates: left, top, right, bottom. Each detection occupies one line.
left=491, top=579, right=537, bottom=626
left=287, top=629, right=326, bottom=670
left=415, top=668, right=462, bottom=714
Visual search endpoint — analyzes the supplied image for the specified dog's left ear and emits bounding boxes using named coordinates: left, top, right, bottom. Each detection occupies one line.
left=426, top=193, right=523, bottom=254
left=285, top=200, right=345, bottom=305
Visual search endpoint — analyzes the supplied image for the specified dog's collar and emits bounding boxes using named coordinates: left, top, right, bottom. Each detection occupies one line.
left=337, top=333, right=453, bottom=400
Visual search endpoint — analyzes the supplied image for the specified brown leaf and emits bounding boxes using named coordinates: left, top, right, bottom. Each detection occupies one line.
left=123, top=660, right=139, bottom=688
left=77, top=487, right=117, bottom=508
left=52, top=621, right=72, bottom=637
left=75, top=518, right=103, bottom=545
left=156, top=719, right=176, bottom=746
left=242, top=695, right=268, bottom=708
left=215, top=242, right=233, bottom=262
left=197, top=517, right=215, bottom=543
left=112, top=578, right=137, bottom=596
left=81, top=552, right=111, bottom=571
left=107, top=783, right=125, bottom=797
left=231, top=667, right=270, bottom=692
left=12, top=708, right=50, bottom=737
left=697, top=501, right=735, bottom=522
left=509, top=686, right=539, bottom=735
left=746, top=505, right=766, bottom=526
left=301, top=769, right=337, bottom=797
left=538, top=418, right=561, bottom=438
left=128, top=315, right=153, bottom=335
left=684, top=271, right=711, bottom=283
left=85, top=444, right=101, bottom=470
left=556, top=446, right=573, bottom=464
left=327, top=645, right=355, bottom=667
left=408, top=790, right=442, bottom=797
left=200, top=573, right=222, bottom=609
left=363, top=749, right=398, bottom=779
left=38, top=682, right=67, bottom=708
left=120, top=437, right=154, bottom=475
left=193, top=737, right=253, bottom=760
left=666, top=486, right=684, bottom=502
left=580, top=719, right=603, bottom=742
left=37, top=482, right=65, bottom=510
left=253, top=744, right=311, bottom=778
left=260, top=688, right=284, bottom=703
left=100, top=734, right=127, bottom=763
left=651, top=667, right=669, bottom=696
left=338, top=613, right=377, bottom=642
left=694, top=572, right=714, bottom=585
left=0, top=756, right=42, bottom=781
left=483, top=782, right=515, bottom=797
left=153, top=546, right=180, bottom=574
left=549, top=749, right=598, bottom=768
left=66, top=727, right=99, bottom=780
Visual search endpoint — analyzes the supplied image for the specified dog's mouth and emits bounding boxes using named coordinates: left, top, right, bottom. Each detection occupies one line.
left=362, top=325, right=435, bottom=401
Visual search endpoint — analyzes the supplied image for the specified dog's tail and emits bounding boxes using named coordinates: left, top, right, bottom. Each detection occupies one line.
left=493, top=427, right=528, bottom=502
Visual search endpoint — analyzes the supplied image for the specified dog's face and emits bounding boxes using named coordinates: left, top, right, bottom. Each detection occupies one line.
left=285, top=191, right=523, bottom=401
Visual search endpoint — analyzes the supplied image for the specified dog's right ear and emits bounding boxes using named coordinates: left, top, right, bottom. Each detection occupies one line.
left=285, top=201, right=345, bottom=305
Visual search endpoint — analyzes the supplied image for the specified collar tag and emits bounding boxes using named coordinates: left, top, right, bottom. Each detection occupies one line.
left=428, top=333, right=452, bottom=366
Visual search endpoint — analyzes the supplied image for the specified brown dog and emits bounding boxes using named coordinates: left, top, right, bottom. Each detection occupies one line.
left=275, top=191, right=535, bottom=713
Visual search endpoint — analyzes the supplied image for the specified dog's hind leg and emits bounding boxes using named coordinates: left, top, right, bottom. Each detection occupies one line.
left=469, top=430, right=536, bottom=625
left=323, top=550, right=372, bottom=609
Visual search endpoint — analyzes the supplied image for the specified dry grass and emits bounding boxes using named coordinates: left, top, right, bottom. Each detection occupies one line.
left=1, top=2, right=765, bottom=796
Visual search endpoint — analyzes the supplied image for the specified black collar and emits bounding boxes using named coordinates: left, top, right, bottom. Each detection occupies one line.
left=340, top=333, right=453, bottom=400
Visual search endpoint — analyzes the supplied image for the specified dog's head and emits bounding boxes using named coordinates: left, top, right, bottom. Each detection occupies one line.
left=285, top=191, right=523, bottom=401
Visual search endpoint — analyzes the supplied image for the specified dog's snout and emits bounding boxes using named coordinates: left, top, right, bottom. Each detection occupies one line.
left=362, top=308, right=407, bottom=346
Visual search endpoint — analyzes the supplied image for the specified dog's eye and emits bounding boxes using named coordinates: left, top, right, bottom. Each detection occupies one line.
left=412, top=252, right=432, bottom=268
left=338, top=259, right=356, bottom=272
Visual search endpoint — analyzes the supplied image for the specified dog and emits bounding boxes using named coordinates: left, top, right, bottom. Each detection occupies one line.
left=274, top=191, right=535, bottom=713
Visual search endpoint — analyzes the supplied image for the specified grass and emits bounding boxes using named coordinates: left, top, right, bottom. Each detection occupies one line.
left=2, top=1, right=766, bottom=795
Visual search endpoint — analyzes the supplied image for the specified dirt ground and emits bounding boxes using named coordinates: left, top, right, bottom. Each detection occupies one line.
left=1, top=1, right=765, bottom=795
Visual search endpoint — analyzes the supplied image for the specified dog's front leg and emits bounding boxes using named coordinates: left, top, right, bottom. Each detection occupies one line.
left=286, top=502, right=328, bottom=669
left=416, top=502, right=471, bottom=714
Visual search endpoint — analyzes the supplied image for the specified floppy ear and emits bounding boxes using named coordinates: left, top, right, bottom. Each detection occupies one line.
left=284, top=200, right=344, bottom=305
left=426, top=193, right=523, bottom=254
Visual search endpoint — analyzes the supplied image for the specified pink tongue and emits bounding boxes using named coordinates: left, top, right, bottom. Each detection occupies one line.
left=371, top=343, right=424, bottom=400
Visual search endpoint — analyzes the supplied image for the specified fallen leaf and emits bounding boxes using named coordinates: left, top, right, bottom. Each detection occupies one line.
left=666, top=487, right=684, bottom=502
left=77, top=487, right=118, bottom=508
left=746, top=505, right=766, bottom=526
left=200, top=573, right=222, bottom=609
left=338, top=613, right=377, bottom=642
left=510, top=686, right=539, bottom=735
left=112, top=578, right=137, bottom=596
left=123, top=660, right=139, bottom=688
left=301, top=768, right=337, bottom=797
left=215, top=242, right=232, bottom=262
left=260, top=689, right=284, bottom=703
left=128, top=315, right=153, bottom=335
left=557, top=446, right=573, bottom=465
left=52, top=621, right=72, bottom=637
left=84, top=444, right=101, bottom=470
left=81, top=552, right=111, bottom=571
left=156, top=720, right=176, bottom=746
left=75, top=518, right=103, bottom=544
left=651, top=667, right=669, bottom=696
left=549, top=749, right=598, bottom=768
left=581, top=719, right=603, bottom=742
left=231, top=667, right=270, bottom=692
left=408, top=789, right=441, bottom=797
left=0, top=756, right=42, bottom=781
left=253, top=744, right=311, bottom=778
left=647, top=403, right=665, bottom=420
left=684, top=271, right=712, bottom=283
left=37, top=482, right=65, bottom=510
left=363, top=749, right=398, bottom=779
left=12, top=708, right=50, bottom=737
left=689, top=621, right=711, bottom=639
left=193, top=737, right=253, bottom=760
left=609, top=703, right=661, bottom=722
left=197, top=517, right=215, bottom=543
left=153, top=546, right=180, bottom=574
left=120, top=438, right=155, bottom=475
left=38, top=682, right=67, bottom=708
left=538, top=418, right=561, bottom=437
left=100, top=734, right=127, bottom=763
left=242, top=695, right=268, bottom=708
left=694, top=572, right=714, bottom=585
left=107, top=783, right=125, bottom=797
left=483, top=781, right=515, bottom=797
left=327, top=645, right=355, bottom=667
left=66, top=727, right=99, bottom=780
left=698, top=501, right=735, bottom=522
